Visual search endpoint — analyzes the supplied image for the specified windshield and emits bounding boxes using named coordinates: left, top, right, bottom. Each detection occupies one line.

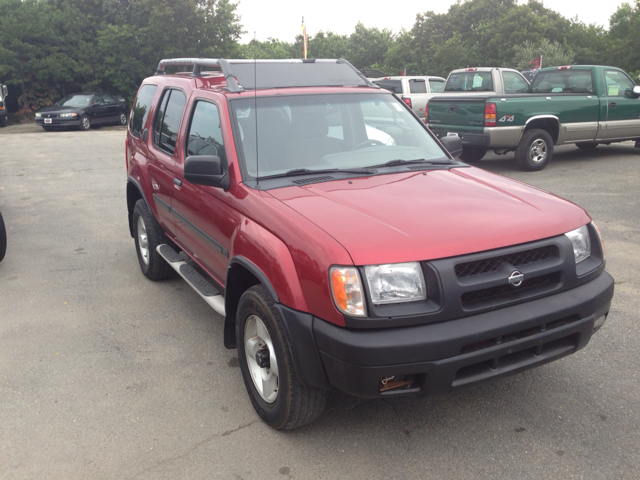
left=56, top=94, right=93, bottom=107
left=231, top=93, right=448, bottom=180
left=445, top=72, right=493, bottom=92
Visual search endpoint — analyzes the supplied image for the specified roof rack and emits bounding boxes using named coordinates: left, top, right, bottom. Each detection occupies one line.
left=154, top=58, right=377, bottom=93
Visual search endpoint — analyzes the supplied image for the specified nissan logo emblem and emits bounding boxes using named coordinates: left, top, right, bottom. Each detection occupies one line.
left=508, top=271, right=524, bottom=287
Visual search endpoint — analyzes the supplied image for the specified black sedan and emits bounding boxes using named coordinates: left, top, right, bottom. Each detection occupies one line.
left=35, top=93, right=128, bottom=131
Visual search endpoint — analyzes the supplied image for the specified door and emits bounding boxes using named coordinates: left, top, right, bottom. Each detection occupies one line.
left=601, top=68, right=640, bottom=140
left=103, top=94, right=122, bottom=123
left=148, top=88, right=187, bottom=235
left=90, top=94, right=109, bottom=125
left=171, top=98, right=235, bottom=284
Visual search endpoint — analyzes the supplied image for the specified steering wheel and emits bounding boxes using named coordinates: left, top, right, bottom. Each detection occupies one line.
left=353, top=139, right=384, bottom=150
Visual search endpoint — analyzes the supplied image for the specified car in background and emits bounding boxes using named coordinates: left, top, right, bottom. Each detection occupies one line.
left=0, top=83, right=8, bottom=127
left=35, top=93, right=128, bottom=131
left=371, top=75, right=446, bottom=120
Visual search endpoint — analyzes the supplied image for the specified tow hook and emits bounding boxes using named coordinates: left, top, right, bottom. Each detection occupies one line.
left=255, top=346, right=270, bottom=369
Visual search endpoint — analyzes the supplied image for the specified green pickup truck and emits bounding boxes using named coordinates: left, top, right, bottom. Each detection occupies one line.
left=427, top=65, right=640, bottom=170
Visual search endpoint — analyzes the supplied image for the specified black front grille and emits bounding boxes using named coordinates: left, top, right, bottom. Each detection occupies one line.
left=455, top=246, right=553, bottom=278
left=461, top=272, right=560, bottom=307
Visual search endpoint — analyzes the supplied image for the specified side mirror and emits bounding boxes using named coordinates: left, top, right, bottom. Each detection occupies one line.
left=632, top=85, right=640, bottom=99
left=439, top=135, right=463, bottom=158
left=184, top=155, right=230, bottom=190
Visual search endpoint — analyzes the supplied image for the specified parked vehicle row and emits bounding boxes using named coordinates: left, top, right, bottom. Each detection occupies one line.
left=125, top=57, right=613, bottom=430
left=371, top=75, right=446, bottom=120
left=427, top=65, right=640, bottom=170
left=35, top=93, right=128, bottom=131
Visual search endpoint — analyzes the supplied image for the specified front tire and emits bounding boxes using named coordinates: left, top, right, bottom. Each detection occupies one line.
left=0, top=210, right=6, bottom=262
left=515, top=129, right=554, bottom=171
left=79, top=114, right=91, bottom=131
left=459, top=146, right=487, bottom=163
left=236, top=285, right=327, bottom=430
left=132, top=199, right=174, bottom=280
left=118, top=111, right=128, bottom=126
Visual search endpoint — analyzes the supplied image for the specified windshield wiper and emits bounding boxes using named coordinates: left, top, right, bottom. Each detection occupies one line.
left=257, top=167, right=375, bottom=180
left=370, top=158, right=450, bottom=168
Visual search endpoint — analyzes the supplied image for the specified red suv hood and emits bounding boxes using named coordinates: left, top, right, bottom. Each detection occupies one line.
left=268, top=167, right=591, bottom=266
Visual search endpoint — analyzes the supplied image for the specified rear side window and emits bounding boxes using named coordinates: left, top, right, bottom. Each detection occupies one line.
left=531, top=70, right=594, bottom=94
left=186, top=100, right=226, bottom=161
left=374, top=80, right=402, bottom=94
left=130, top=84, right=158, bottom=138
left=429, top=80, right=445, bottom=93
left=153, top=89, right=186, bottom=155
left=409, top=79, right=427, bottom=94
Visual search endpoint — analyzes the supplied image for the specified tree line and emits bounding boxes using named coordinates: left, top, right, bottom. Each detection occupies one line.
left=0, top=0, right=638, bottom=121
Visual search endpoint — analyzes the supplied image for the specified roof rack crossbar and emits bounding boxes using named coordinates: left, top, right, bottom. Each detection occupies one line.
left=155, top=58, right=244, bottom=93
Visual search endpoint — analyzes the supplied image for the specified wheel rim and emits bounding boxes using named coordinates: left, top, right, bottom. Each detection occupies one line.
left=137, top=216, right=149, bottom=265
left=82, top=116, right=90, bottom=130
left=529, top=138, right=548, bottom=163
left=244, top=315, right=279, bottom=403
left=120, top=113, right=127, bottom=125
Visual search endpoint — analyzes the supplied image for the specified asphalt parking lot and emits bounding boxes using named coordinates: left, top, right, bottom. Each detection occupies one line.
left=1, top=125, right=639, bottom=479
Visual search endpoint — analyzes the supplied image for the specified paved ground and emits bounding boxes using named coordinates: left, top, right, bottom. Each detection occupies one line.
left=0, top=126, right=639, bottom=479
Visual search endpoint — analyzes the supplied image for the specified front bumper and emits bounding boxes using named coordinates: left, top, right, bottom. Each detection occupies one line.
left=35, top=118, right=81, bottom=128
left=278, top=271, right=614, bottom=398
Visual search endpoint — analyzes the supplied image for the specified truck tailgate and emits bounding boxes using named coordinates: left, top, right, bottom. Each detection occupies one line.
left=428, top=96, right=487, bottom=130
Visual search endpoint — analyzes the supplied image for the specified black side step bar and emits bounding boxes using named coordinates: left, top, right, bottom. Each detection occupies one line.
left=156, top=244, right=225, bottom=317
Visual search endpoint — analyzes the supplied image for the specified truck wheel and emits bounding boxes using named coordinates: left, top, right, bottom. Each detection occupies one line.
left=236, top=285, right=327, bottom=430
left=0, top=211, right=6, bottom=262
left=576, top=142, right=599, bottom=150
left=459, top=146, right=487, bottom=163
left=118, top=111, right=128, bottom=126
left=515, top=129, right=554, bottom=171
left=79, top=115, right=91, bottom=131
left=132, top=199, right=174, bottom=280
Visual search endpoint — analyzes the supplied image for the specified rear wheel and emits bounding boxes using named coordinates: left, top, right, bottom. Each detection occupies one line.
left=236, top=285, right=327, bottom=430
left=132, top=199, right=174, bottom=280
left=118, top=111, right=128, bottom=126
left=515, top=129, right=554, bottom=171
left=459, top=146, right=488, bottom=163
left=576, top=142, right=599, bottom=150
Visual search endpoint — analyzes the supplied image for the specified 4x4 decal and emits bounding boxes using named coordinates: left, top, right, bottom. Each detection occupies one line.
left=499, top=114, right=515, bottom=123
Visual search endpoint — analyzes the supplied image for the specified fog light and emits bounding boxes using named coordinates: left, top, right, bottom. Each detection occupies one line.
left=593, top=314, right=607, bottom=331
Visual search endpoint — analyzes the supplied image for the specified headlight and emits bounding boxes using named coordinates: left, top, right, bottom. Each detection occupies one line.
left=60, top=113, right=78, bottom=118
left=330, top=267, right=366, bottom=316
left=35, top=113, right=41, bottom=118
left=364, top=262, right=426, bottom=305
left=565, top=225, right=591, bottom=264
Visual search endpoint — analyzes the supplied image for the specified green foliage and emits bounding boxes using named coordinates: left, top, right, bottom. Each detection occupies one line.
left=608, top=1, right=640, bottom=75
left=512, top=39, right=575, bottom=70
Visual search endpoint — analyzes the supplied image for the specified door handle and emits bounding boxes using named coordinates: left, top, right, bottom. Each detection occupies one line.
left=609, top=102, right=617, bottom=108
left=174, top=178, right=182, bottom=187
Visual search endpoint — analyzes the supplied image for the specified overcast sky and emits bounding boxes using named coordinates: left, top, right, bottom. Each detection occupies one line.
left=236, top=0, right=629, bottom=43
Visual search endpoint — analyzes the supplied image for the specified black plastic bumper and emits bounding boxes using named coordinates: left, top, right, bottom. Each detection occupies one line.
left=277, top=271, right=614, bottom=399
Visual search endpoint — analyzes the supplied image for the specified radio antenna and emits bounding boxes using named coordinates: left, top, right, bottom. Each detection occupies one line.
left=254, top=32, right=259, bottom=187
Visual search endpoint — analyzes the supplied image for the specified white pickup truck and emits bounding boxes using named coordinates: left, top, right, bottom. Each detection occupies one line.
left=372, top=75, right=446, bottom=120
left=443, top=67, right=530, bottom=94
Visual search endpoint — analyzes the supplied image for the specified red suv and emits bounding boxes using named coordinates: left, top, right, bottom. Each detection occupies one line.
left=126, top=58, right=614, bottom=430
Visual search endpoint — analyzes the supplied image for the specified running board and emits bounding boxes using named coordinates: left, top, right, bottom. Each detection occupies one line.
left=156, top=244, right=226, bottom=317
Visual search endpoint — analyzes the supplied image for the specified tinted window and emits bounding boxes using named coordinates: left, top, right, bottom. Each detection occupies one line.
left=104, top=94, right=118, bottom=105
left=445, top=72, right=493, bottom=92
left=502, top=71, right=529, bottom=94
left=429, top=80, right=445, bottom=93
left=531, top=70, right=594, bottom=94
left=374, top=80, right=402, bottom=94
left=130, top=84, right=157, bottom=138
left=186, top=101, right=226, bottom=161
left=93, top=94, right=105, bottom=105
left=409, top=79, right=427, bottom=94
left=56, top=94, right=92, bottom=107
left=604, top=69, right=635, bottom=97
left=153, top=89, right=186, bottom=155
